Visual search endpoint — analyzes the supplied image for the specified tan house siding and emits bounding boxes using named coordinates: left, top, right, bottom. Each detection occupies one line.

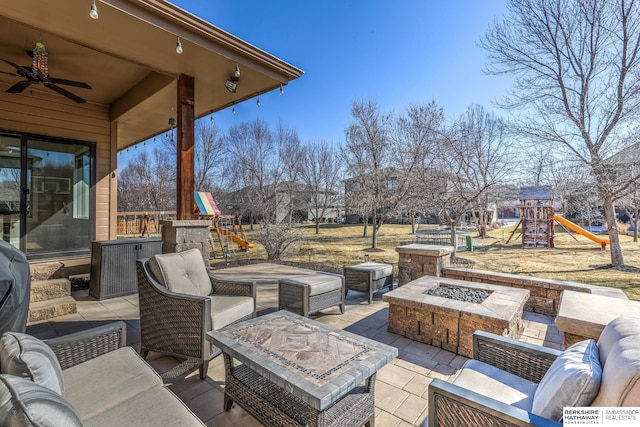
left=0, top=89, right=115, bottom=243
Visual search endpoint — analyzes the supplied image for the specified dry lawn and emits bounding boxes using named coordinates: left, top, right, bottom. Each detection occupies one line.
left=212, top=223, right=640, bottom=301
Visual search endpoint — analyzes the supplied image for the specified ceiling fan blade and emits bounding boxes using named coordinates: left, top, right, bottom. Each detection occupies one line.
left=48, top=77, right=91, bottom=90
left=0, top=71, right=21, bottom=78
left=44, top=82, right=86, bottom=103
left=0, top=59, right=33, bottom=78
left=6, top=80, right=34, bottom=93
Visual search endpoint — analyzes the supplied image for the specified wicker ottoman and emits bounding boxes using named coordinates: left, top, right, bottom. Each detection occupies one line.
left=278, top=272, right=345, bottom=317
left=344, top=262, right=394, bottom=303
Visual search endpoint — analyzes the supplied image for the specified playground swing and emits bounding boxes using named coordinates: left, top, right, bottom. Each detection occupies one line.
left=506, top=186, right=610, bottom=250
left=193, top=192, right=254, bottom=258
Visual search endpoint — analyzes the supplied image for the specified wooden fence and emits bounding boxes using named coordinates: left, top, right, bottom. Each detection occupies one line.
left=117, top=211, right=176, bottom=236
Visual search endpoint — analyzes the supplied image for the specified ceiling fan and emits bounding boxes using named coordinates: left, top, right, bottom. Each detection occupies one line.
left=0, top=42, right=91, bottom=103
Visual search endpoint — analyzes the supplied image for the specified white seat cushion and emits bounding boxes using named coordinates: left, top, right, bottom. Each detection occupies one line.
left=453, top=359, right=538, bottom=412
left=592, top=316, right=640, bottom=407
left=63, top=347, right=162, bottom=420
left=149, top=249, right=212, bottom=297
left=348, top=262, right=393, bottom=280
left=82, top=384, right=205, bottom=427
left=281, top=273, right=343, bottom=296
left=211, top=296, right=255, bottom=330
left=532, top=339, right=602, bottom=421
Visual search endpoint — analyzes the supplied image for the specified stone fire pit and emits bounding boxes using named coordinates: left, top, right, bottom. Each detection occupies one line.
left=382, top=276, right=529, bottom=357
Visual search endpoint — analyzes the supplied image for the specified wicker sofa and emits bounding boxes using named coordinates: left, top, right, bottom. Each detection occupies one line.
left=428, top=315, right=640, bottom=426
left=0, top=322, right=204, bottom=426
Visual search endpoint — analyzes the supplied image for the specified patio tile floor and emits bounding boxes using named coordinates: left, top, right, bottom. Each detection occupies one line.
left=27, top=282, right=563, bottom=427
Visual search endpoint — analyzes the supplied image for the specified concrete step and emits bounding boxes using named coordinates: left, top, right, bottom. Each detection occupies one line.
left=29, top=261, right=66, bottom=281
left=30, top=279, right=71, bottom=303
left=28, top=296, right=77, bottom=323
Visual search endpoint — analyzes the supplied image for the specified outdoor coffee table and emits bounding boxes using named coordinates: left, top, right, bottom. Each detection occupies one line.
left=206, top=310, right=398, bottom=427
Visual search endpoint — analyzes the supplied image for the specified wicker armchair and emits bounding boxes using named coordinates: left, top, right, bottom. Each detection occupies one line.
left=136, top=252, right=257, bottom=379
left=429, top=316, right=640, bottom=427
left=428, top=331, right=563, bottom=427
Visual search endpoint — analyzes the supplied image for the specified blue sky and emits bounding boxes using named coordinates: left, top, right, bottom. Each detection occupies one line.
left=123, top=1, right=511, bottom=164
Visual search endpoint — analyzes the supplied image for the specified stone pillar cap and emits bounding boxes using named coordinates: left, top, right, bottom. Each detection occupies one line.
left=395, top=244, right=455, bottom=255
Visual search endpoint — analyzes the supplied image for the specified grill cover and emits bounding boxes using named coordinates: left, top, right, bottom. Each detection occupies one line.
left=0, top=241, right=30, bottom=334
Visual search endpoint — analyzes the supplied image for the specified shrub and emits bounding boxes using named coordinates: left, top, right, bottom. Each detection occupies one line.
left=254, top=222, right=304, bottom=260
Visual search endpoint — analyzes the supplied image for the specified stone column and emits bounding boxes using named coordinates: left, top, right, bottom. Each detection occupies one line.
left=395, top=244, right=454, bottom=285
left=159, top=220, right=212, bottom=268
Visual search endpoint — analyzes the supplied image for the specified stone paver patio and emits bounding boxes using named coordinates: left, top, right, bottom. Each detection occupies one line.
left=26, top=272, right=563, bottom=427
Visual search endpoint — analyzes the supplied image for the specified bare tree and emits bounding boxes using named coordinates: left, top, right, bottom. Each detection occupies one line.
left=118, top=149, right=175, bottom=212
left=194, top=121, right=227, bottom=192
left=300, top=140, right=344, bottom=234
left=344, top=99, right=443, bottom=249
left=482, top=0, right=640, bottom=266
left=419, top=105, right=513, bottom=248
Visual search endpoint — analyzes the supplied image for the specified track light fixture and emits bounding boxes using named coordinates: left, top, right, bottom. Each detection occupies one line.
left=90, top=0, right=99, bottom=19
left=176, top=37, right=183, bottom=54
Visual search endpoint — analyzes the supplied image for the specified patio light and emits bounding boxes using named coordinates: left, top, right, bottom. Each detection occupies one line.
left=90, top=1, right=99, bottom=19
left=280, top=84, right=284, bottom=95
left=235, top=64, right=240, bottom=78
left=232, top=104, right=236, bottom=115
left=176, top=37, right=183, bottom=54
left=256, top=93, right=260, bottom=107
left=225, top=76, right=238, bottom=93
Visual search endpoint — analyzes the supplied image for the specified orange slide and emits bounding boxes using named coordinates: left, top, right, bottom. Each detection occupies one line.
left=552, top=215, right=610, bottom=249
left=218, top=228, right=255, bottom=251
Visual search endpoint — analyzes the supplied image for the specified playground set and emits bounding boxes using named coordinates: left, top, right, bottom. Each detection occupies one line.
left=193, top=192, right=254, bottom=257
left=506, top=186, right=610, bottom=249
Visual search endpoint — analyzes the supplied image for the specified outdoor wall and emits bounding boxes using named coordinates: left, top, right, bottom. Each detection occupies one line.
left=0, top=89, right=114, bottom=243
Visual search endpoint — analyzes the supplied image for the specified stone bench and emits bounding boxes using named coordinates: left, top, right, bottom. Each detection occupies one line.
left=442, top=267, right=628, bottom=316
left=555, top=290, right=640, bottom=348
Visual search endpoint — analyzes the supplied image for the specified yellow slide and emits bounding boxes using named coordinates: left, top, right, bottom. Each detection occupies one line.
left=553, top=215, right=610, bottom=249
left=218, top=228, right=255, bottom=251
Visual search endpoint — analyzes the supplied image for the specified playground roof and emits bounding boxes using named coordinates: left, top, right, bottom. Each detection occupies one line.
left=518, top=185, right=553, bottom=200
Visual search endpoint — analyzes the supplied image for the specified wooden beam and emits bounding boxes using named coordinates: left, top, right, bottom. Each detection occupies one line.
left=176, top=74, right=195, bottom=220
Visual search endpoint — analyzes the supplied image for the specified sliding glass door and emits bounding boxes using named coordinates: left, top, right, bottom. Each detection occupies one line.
left=0, top=132, right=94, bottom=259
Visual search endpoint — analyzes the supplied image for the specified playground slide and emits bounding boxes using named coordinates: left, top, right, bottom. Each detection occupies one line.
left=552, top=215, right=610, bottom=248
left=218, top=228, right=255, bottom=250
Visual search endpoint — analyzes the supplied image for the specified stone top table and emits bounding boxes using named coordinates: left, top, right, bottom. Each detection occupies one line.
left=207, top=310, right=397, bottom=427
left=383, top=276, right=529, bottom=357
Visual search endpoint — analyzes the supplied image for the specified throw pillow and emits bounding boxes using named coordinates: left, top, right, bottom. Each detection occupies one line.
left=0, top=332, right=64, bottom=395
left=0, top=375, right=83, bottom=426
left=531, top=339, right=602, bottom=421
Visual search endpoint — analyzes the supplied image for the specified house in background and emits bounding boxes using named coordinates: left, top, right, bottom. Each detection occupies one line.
left=0, top=0, right=302, bottom=271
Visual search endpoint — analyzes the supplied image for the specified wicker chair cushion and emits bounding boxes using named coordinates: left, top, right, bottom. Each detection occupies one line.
left=452, top=359, right=538, bottom=412
left=210, top=296, right=255, bottom=330
left=82, top=382, right=205, bottom=427
left=532, top=339, right=602, bottom=421
left=63, top=347, right=163, bottom=421
left=282, top=273, right=343, bottom=296
left=0, top=375, right=83, bottom=427
left=348, top=262, right=393, bottom=280
left=591, top=316, right=640, bottom=407
left=0, top=332, right=64, bottom=395
left=149, top=249, right=212, bottom=297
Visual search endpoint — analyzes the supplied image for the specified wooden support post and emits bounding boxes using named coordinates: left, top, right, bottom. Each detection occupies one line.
left=176, top=74, right=195, bottom=220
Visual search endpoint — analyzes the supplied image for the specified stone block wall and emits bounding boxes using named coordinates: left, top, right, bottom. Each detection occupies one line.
left=442, top=267, right=627, bottom=316
left=159, top=220, right=212, bottom=267
left=395, top=244, right=454, bottom=285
